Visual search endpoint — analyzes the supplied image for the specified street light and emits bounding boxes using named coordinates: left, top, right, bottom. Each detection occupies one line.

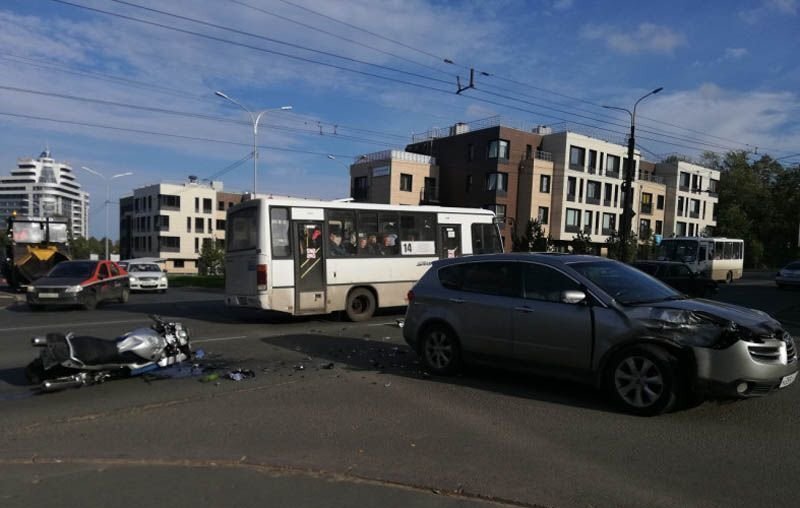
left=214, top=90, right=291, bottom=196
left=602, top=87, right=663, bottom=254
left=80, top=166, right=133, bottom=260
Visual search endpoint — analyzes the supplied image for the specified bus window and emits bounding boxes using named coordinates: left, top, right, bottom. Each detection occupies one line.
left=227, top=205, right=259, bottom=252
left=714, top=242, right=722, bottom=260
left=472, top=223, right=503, bottom=254
left=379, top=212, right=399, bottom=255
left=399, top=213, right=436, bottom=255
left=735, top=242, right=743, bottom=260
left=723, top=242, right=733, bottom=259
left=270, top=207, right=291, bottom=258
left=327, top=211, right=356, bottom=257
left=49, top=223, right=68, bottom=243
left=356, top=211, right=379, bottom=256
left=699, top=244, right=707, bottom=261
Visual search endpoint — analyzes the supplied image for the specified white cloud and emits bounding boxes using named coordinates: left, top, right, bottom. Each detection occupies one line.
left=580, top=23, right=687, bottom=55
left=637, top=84, right=800, bottom=159
left=739, top=0, right=797, bottom=23
left=721, top=47, right=749, bottom=61
left=552, top=0, right=574, bottom=10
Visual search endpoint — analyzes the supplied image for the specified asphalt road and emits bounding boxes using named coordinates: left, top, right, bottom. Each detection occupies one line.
left=0, top=281, right=798, bottom=508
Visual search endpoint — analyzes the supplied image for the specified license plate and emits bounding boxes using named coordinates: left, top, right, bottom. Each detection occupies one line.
left=780, top=372, right=797, bottom=388
left=38, top=293, right=59, bottom=299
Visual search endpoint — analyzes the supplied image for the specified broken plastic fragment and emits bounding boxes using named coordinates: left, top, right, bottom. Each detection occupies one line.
left=194, top=349, right=205, bottom=359
left=226, top=368, right=255, bottom=381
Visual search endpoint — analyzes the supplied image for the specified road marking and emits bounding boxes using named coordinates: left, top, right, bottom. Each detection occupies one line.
left=194, top=335, right=248, bottom=344
left=0, top=318, right=146, bottom=332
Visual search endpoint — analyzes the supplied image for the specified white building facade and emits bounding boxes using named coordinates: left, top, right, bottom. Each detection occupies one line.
left=0, top=149, right=90, bottom=238
left=655, top=159, right=720, bottom=237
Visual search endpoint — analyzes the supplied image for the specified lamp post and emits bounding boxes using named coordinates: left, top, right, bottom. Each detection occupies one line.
left=602, top=87, right=663, bottom=256
left=80, top=166, right=133, bottom=260
left=214, top=91, right=291, bottom=196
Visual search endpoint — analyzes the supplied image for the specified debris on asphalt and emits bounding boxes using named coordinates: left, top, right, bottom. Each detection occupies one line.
left=199, top=372, right=220, bottom=383
left=226, top=368, right=255, bottom=381
left=319, top=362, right=335, bottom=370
left=396, top=319, right=404, bottom=328
left=294, top=364, right=305, bottom=371
left=194, top=349, right=205, bottom=359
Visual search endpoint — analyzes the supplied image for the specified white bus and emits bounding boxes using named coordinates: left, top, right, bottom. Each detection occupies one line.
left=224, top=197, right=501, bottom=320
left=657, top=237, right=744, bottom=283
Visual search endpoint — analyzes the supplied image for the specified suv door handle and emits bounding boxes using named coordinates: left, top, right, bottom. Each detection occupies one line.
left=448, top=298, right=465, bottom=304
left=514, top=306, right=535, bottom=313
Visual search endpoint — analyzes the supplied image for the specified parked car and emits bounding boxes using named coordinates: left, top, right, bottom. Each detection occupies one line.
left=776, top=260, right=800, bottom=289
left=127, top=261, right=168, bottom=292
left=27, top=260, right=130, bottom=310
left=403, top=253, right=797, bottom=416
left=631, top=260, right=718, bottom=298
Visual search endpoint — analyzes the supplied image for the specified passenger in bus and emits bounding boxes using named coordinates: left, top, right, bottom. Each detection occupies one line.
left=380, top=235, right=397, bottom=256
left=357, top=237, right=372, bottom=256
left=367, top=234, right=379, bottom=254
left=328, top=230, right=348, bottom=256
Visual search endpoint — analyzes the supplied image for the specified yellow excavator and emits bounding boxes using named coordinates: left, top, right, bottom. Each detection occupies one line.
left=2, top=213, right=71, bottom=290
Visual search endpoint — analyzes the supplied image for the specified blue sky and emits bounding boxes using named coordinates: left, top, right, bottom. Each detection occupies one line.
left=1, top=0, right=798, bottom=238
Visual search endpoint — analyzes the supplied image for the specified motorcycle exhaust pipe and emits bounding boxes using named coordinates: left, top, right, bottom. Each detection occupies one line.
left=41, top=376, right=86, bottom=392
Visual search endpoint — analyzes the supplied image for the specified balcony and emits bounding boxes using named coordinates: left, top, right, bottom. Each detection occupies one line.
left=606, top=170, right=620, bottom=179
left=689, top=211, right=700, bottom=218
left=535, top=150, right=553, bottom=161
left=566, top=193, right=576, bottom=202
left=569, top=163, right=584, bottom=172
left=679, top=185, right=690, bottom=192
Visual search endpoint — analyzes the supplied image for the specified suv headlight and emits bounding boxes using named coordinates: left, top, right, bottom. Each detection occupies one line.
left=64, top=285, right=83, bottom=294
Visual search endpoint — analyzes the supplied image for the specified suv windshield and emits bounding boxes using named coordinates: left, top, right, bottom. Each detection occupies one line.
left=569, top=260, right=681, bottom=304
left=130, top=264, right=161, bottom=272
left=48, top=261, right=97, bottom=279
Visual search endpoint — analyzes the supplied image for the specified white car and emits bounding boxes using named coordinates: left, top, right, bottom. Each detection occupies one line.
left=127, top=262, right=168, bottom=292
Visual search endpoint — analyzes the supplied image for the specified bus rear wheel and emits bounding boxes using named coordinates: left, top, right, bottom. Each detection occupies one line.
left=345, top=288, right=376, bottom=322
left=725, top=271, right=733, bottom=284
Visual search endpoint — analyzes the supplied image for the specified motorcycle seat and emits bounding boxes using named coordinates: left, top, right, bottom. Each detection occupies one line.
left=68, top=336, right=126, bottom=365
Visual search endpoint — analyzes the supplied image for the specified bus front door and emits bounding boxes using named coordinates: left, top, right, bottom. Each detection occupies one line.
left=294, top=221, right=326, bottom=313
left=439, top=225, right=461, bottom=259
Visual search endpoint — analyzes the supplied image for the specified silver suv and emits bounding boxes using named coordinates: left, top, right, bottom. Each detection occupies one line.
left=403, top=253, right=797, bottom=415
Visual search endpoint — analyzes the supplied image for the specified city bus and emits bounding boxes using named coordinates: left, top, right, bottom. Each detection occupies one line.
left=224, top=197, right=502, bottom=320
left=656, top=237, right=744, bottom=283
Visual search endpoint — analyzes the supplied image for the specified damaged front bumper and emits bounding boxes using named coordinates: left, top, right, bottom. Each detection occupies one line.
left=693, top=340, right=798, bottom=398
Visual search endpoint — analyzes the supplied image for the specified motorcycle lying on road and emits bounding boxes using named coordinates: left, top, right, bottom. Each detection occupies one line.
left=26, top=315, right=192, bottom=392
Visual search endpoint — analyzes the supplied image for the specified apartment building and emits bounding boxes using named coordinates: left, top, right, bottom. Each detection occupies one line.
left=353, top=118, right=718, bottom=253
left=0, top=149, right=89, bottom=238
left=120, top=178, right=241, bottom=274
left=655, top=159, right=719, bottom=237
left=349, top=150, right=439, bottom=205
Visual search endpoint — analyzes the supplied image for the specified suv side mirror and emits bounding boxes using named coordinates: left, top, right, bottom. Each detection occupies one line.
left=561, top=290, right=586, bottom=305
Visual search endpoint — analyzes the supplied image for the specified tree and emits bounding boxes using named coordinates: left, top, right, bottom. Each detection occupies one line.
left=512, top=218, right=549, bottom=252
left=570, top=230, right=594, bottom=255
left=199, top=239, right=224, bottom=276
left=605, top=230, right=638, bottom=263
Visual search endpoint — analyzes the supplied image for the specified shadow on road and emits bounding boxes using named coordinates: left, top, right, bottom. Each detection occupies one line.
left=260, top=333, right=612, bottom=414
left=0, top=366, right=31, bottom=388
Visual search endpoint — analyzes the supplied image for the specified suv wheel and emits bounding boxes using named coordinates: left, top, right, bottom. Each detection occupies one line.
left=420, top=324, right=462, bottom=376
left=605, top=345, right=680, bottom=416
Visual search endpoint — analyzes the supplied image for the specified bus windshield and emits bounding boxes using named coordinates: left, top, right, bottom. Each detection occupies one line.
left=658, top=240, right=698, bottom=262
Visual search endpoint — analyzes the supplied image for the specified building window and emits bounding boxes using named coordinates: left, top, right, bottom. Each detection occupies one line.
left=488, top=139, right=509, bottom=160
left=208, top=218, right=212, bottom=232
left=159, top=236, right=180, bottom=252
left=602, top=213, right=616, bottom=235
left=195, top=217, right=204, bottom=233
left=399, top=173, right=413, bottom=192
left=540, top=174, right=550, bottom=193
left=639, top=219, right=651, bottom=237
left=588, top=150, right=598, bottom=173
left=218, top=201, right=225, bottom=211
left=565, top=208, right=581, bottom=233
left=467, top=143, right=474, bottom=161
left=159, top=194, right=180, bottom=210
left=186, top=217, right=191, bottom=233
left=352, top=176, right=368, bottom=200
left=676, top=222, right=687, bottom=236
left=583, top=211, right=592, bottom=233
left=484, top=204, right=506, bottom=221
left=569, top=145, right=585, bottom=171
left=173, top=260, right=184, bottom=268
left=586, top=180, right=601, bottom=204
left=655, top=220, right=663, bottom=235
left=525, top=144, right=532, bottom=159
left=216, top=219, right=226, bottom=230
left=567, top=177, right=577, bottom=201
left=466, top=174, right=472, bottom=193
left=538, top=206, right=549, bottom=225
left=195, top=197, right=199, bottom=213
left=486, top=172, right=508, bottom=192
left=679, top=172, right=691, bottom=190
left=607, top=155, right=621, bottom=176
left=677, top=196, right=685, bottom=216
left=690, top=199, right=701, bottom=218
left=157, top=215, right=170, bottom=231
left=195, top=237, right=200, bottom=253
left=657, top=195, right=665, bottom=210
left=641, top=192, right=653, bottom=215
left=203, top=198, right=212, bottom=214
